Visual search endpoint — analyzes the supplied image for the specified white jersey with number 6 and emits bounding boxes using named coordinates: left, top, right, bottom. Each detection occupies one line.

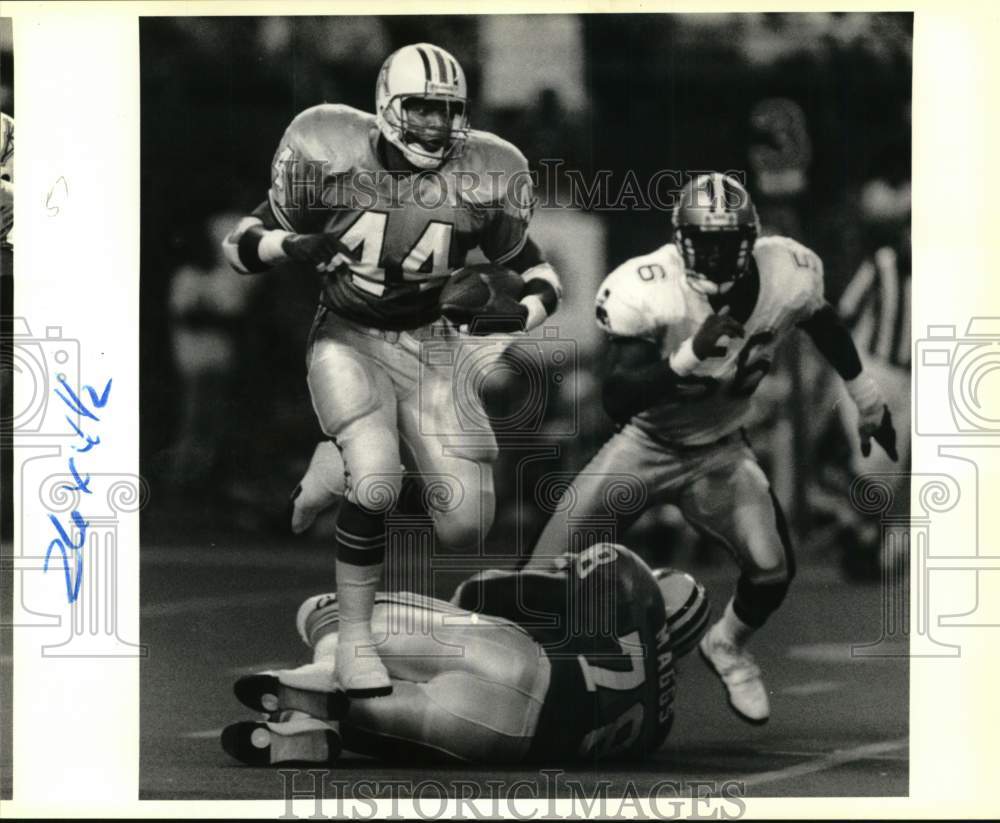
left=595, top=236, right=825, bottom=445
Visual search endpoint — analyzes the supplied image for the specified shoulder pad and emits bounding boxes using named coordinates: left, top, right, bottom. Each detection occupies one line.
left=282, top=104, right=377, bottom=174
left=457, top=131, right=532, bottom=214
left=595, top=245, right=685, bottom=339
left=754, top=235, right=825, bottom=314
left=462, top=129, right=529, bottom=178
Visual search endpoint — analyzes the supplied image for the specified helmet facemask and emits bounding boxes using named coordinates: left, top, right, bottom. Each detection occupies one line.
left=672, top=173, right=760, bottom=296
left=675, top=224, right=757, bottom=295
left=381, top=95, right=469, bottom=169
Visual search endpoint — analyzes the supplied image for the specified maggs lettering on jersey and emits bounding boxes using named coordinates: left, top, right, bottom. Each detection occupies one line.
left=655, top=622, right=677, bottom=725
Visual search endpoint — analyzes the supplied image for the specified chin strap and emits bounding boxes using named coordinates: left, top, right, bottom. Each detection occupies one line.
left=686, top=272, right=735, bottom=296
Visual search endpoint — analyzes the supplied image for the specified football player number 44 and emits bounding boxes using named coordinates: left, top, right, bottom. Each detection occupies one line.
left=328, top=211, right=454, bottom=296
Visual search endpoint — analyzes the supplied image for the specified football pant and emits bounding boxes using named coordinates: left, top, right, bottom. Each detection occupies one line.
left=531, top=423, right=793, bottom=592
left=307, top=311, right=498, bottom=547
left=297, top=592, right=550, bottom=762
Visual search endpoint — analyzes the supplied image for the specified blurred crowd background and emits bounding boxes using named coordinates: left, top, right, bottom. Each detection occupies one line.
left=140, top=13, right=912, bottom=579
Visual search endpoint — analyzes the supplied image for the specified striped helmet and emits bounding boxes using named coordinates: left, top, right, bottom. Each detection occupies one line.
left=375, top=43, right=469, bottom=170
left=673, top=173, right=760, bottom=296
left=652, top=567, right=710, bottom=658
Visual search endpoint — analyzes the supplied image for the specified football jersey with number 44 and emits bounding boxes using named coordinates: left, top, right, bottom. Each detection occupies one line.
left=268, top=104, right=534, bottom=330
left=595, top=236, right=825, bottom=445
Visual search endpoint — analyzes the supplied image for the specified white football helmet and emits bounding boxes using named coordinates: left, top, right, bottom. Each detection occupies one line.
left=653, top=567, right=710, bottom=658
left=375, top=43, right=469, bottom=170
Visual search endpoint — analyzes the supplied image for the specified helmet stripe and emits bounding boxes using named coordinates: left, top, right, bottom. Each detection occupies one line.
left=670, top=600, right=710, bottom=657
left=431, top=47, right=449, bottom=84
left=712, top=172, right=725, bottom=213
left=449, top=58, right=460, bottom=86
left=415, top=46, right=433, bottom=84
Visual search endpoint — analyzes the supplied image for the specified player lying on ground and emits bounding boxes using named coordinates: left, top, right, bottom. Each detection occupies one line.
left=222, top=43, right=562, bottom=697
left=528, top=173, right=897, bottom=725
left=221, top=543, right=709, bottom=765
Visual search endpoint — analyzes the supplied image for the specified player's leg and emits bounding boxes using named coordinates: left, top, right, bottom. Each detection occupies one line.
left=528, top=425, right=662, bottom=567
left=307, top=332, right=402, bottom=697
left=678, top=441, right=793, bottom=723
left=396, top=337, right=499, bottom=550
left=290, top=439, right=346, bottom=534
left=229, top=594, right=550, bottom=764
left=352, top=596, right=549, bottom=762
left=290, top=441, right=430, bottom=534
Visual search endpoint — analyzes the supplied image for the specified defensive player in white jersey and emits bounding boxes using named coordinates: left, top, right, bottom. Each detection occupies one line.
left=223, top=44, right=562, bottom=698
left=529, top=173, right=897, bottom=724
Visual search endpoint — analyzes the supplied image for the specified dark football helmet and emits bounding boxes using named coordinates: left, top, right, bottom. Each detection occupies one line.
left=673, top=173, right=760, bottom=295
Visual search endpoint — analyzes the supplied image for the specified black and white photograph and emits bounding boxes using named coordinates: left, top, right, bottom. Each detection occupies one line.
left=4, top=1, right=1000, bottom=819
left=137, top=12, right=914, bottom=803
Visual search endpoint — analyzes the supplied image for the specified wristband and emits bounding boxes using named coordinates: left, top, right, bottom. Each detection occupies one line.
left=520, top=263, right=563, bottom=313
left=668, top=337, right=700, bottom=376
left=259, top=230, right=292, bottom=264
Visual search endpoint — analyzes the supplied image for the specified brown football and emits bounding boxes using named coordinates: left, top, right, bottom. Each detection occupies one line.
left=439, top=262, right=524, bottom=325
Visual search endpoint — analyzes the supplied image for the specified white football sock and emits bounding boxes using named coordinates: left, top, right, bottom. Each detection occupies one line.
left=335, top=558, right=381, bottom=643
left=717, top=598, right=755, bottom=647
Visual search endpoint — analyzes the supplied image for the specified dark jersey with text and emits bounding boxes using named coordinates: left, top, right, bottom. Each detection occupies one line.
left=452, top=545, right=676, bottom=762
left=268, top=104, right=534, bottom=330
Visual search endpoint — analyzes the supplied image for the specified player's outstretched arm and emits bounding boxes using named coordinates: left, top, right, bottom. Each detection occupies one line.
left=222, top=200, right=357, bottom=275
left=602, top=337, right=679, bottom=421
left=799, top=303, right=898, bottom=461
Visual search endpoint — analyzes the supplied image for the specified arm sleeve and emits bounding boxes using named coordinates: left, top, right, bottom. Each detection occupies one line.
left=602, top=337, right=681, bottom=422
left=798, top=302, right=863, bottom=381
left=504, top=235, right=544, bottom=273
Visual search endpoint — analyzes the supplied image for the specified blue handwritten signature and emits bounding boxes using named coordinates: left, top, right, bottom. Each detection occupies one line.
left=44, top=374, right=112, bottom=603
